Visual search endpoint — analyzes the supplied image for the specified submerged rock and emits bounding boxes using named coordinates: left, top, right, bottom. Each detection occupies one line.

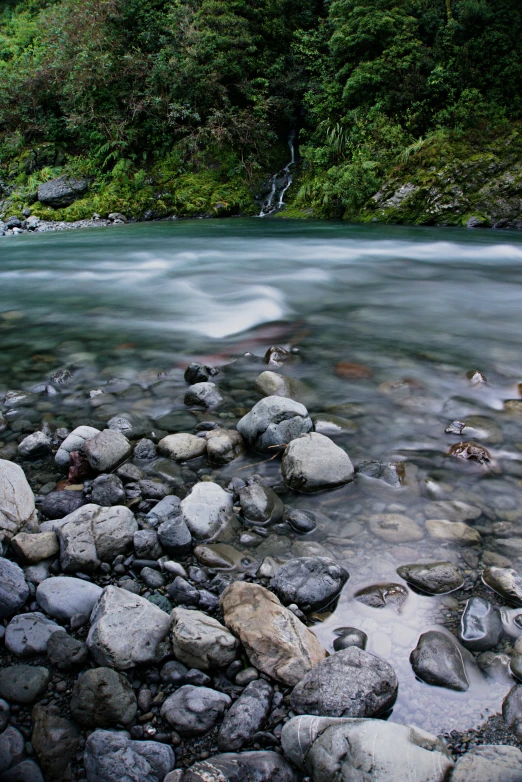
left=369, top=513, right=423, bottom=543
left=239, top=483, right=284, bottom=525
left=410, top=631, right=469, bottom=691
left=281, top=432, right=354, bottom=493
left=184, top=382, right=222, bottom=408
left=205, top=429, right=245, bottom=464
left=396, top=561, right=464, bottom=594
left=425, top=518, right=481, bottom=546
left=281, top=715, right=454, bottom=782
left=354, top=583, right=408, bottom=613
left=448, top=440, right=495, bottom=469
left=237, top=396, right=312, bottom=454
left=270, top=557, right=349, bottom=612
left=458, top=596, right=503, bottom=651
left=483, top=566, right=522, bottom=606
left=290, top=647, right=398, bottom=718
left=220, top=581, right=327, bottom=686
left=184, top=362, right=219, bottom=384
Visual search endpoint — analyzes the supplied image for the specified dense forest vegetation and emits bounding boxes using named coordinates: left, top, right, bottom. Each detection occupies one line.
left=1, top=0, right=522, bottom=224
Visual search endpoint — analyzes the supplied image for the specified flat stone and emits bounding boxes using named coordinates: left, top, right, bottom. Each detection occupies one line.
left=40, top=490, right=87, bottom=519
left=205, top=429, right=245, bottom=465
left=31, top=703, right=80, bottom=781
left=218, top=679, right=273, bottom=752
left=282, top=432, right=354, bottom=493
left=410, top=631, right=469, bottom=691
left=483, top=566, right=522, bottom=606
left=239, top=483, right=284, bottom=524
left=0, top=665, right=50, bottom=705
left=237, top=396, right=313, bottom=454
left=160, top=685, right=230, bottom=735
left=36, top=576, right=103, bottom=621
left=290, top=647, right=398, bottom=718
left=87, top=585, right=171, bottom=669
left=182, top=752, right=298, bottom=782
left=369, top=513, right=423, bottom=543
left=312, top=414, right=358, bottom=436
left=83, top=430, right=132, bottom=472
left=0, top=558, right=29, bottom=618
left=11, top=532, right=59, bottom=563
left=184, top=382, right=222, bottom=408
left=426, top=518, right=481, bottom=545
left=357, top=460, right=405, bottom=487
left=57, top=504, right=137, bottom=571
left=5, top=612, right=60, bottom=657
left=281, top=715, right=454, bottom=782
left=220, top=582, right=327, bottom=686
left=503, top=685, right=522, bottom=738
left=18, top=432, right=52, bottom=458
left=0, top=459, right=36, bottom=539
left=458, top=596, right=503, bottom=651
left=397, top=561, right=463, bottom=594
left=84, top=729, right=175, bottom=782
left=180, top=482, right=233, bottom=540
left=270, top=557, right=349, bottom=612
left=450, top=745, right=522, bottom=782
left=70, top=667, right=137, bottom=727
left=170, top=607, right=238, bottom=670
left=424, top=500, right=481, bottom=523
left=158, top=434, right=207, bottom=461
left=354, top=583, right=408, bottom=613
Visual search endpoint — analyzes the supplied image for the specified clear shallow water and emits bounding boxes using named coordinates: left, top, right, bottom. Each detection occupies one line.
left=2, top=218, right=522, bottom=735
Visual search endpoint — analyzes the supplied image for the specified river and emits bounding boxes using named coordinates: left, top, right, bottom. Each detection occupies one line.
left=2, top=218, right=522, bottom=739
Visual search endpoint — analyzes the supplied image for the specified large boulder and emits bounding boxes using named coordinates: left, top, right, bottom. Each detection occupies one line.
left=70, top=667, right=137, bottom=727
left=57, top=504, right=137, bottom=571
left=180, top=482, right=233, bottom=540
left=290, top=647, right=398, bottom=718
left=36, top=576, right=103, bottom=621
left=0, top=459, right=36, bottom=539
left=83, top=430, right=132, bottom=472
left=37, top=176, right=88, bottom=208
left=87, top=586, right=170, bottom=669
left=182, top=751, right=298, bottom=782
left=220, top=582, right=327, bottom=686
left=237, top=396, right=313, bottom=454
left=160, top=685, right=230, bottom=736
left=84, top=729, right=175, bottom=782
left=281, top=715, right=454, bottom=782
left=281, top=432, right=354, bottom=493
left=170, top=607, right=238, bottom=670
left=0, top=558, right=29, bottom=618
left=270, top=557, right=349, bottom=612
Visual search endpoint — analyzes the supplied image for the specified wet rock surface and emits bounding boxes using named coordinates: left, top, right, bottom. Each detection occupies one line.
left=410, top=631, right=469, bottom=691
left=237, top=396, right=312, bottom=453
left=458, top=596, right=503, bottom=651
left=282, top=432, right=354, bottom=492
left=397, top=561, right=464, bottom=594
left=270, top=556, right=349, bottom=612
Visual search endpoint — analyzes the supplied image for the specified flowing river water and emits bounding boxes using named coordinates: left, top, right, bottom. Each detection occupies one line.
left=2, top=218, right=522, bottom=741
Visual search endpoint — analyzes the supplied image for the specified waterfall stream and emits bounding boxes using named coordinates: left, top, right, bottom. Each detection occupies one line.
left=258, top=133, right=295, bottom=217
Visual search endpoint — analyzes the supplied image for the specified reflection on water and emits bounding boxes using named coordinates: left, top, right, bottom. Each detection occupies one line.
left=2, top=218, right=522, bottom=734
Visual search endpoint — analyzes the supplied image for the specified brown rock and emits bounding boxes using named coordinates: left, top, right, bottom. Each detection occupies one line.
left=220, top=582, right=327, bottom=686
left=448, top=441, right=494, bottom=469
left=11, top=532, right=59, bottom=563
left=335, top=362, right=373, bottom=380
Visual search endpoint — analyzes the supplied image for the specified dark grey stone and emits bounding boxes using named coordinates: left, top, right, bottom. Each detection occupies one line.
left=0, top=699, right=10, bottom=732
left=503, top=685, right=522, bottom=738
left=160, top=685, right=231, bottom=735
left=0, top=665, right=50, bottom=705
left=354, top=583, right=408, bottom=613
left=237, top=396, right=313, bottom=454
left=84, top=729, right=175, bottom=782
left=182, top=751, right=298, bottom=782
left=160, top=660, right=188, bottom=686
left=91, top=475, right=126, bottom=507
left=184, top=363, right=219, bottom=384
left=133, top=439, right=157, bottom=460
left=40, top=491, right=87, bottom=519
left=31, top=703, right=80, bottom=781
left=0, top=558, right=29, bottom=618
left=158, top=516, right=192, bottom=556
left=218, top=679, right=273, bottom=752
left=283, top=509, right=317, bottom=534
left=333, top=627, right=368, bottom=651
left=396, top=561, right=464, bottom=594
left=46, top=630, right=88, bottom=670
left=0, top=760, right=44, bottom=782
left=357, top=460, right=405, bottom=487
left=458, top=596, right=503, bottom=651
left=37, top=177, right=88, bottom=208
left=0, top=727, right=24, bottom=774
left=140, top=567, right=165, bottom=589
left=139, top=480, right=169, bottom=500
left=184, top=382, right=222, bottom=408
left=146, top=496, right=182, bottom=527
left=70, top=667, right=137, bottom=727
left=271, top=557, right=349, bottom=612
left=167, top=576, right=200, bottom=606
left=290, top=647, right=398, bottom=718
left=239, top=484, right=284, bottom=525
left=134, top=529, right=162, bottom=560
left=410, top=631, right=469, bottom=691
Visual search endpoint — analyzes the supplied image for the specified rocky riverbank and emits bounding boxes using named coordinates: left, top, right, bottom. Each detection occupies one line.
left=2, top=347, right=522, bottom=781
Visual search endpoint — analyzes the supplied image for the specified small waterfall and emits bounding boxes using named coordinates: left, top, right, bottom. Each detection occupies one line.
left=258, top=132, right=296, bottom=217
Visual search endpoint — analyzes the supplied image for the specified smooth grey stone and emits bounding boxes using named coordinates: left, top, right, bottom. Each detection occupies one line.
left=503, top=685, right=522, bottom=738
left=0, top=558, right=29, bottom=618
left=170, top=606, right=238, bottom=670
left=0, top=460, right=36, bottom=539
left=83, top=430, right=132, bottom=472
left=160, top=660, right=188, bottom=686
left=183, top=751, right=298, bottom=782
left=206, top=429, right=245, bottom=465
left=167, top=576, right=200, bottom=607
left=271, top=557, right=349, bottom=612
left=184, top=363, right=218, bottom=384
left=239, top=484, right=284, bottom=525
left=397, top=561, right=464, bottom=594
left=0, top=699, right=10, bottom=732
left=87, top=585, right=170, bottom=669
left=218, top=679, right=272, bottom=752
left=180, top=482, right=233, bottom=541
left=0, top=666, right=50, bottom=705
left=134, top=530, right=162, bottom=559
left=57, top=504, right=137, bottom=572
left=18, top=432, right=52, bottom=458
left=283, top=509, right=317, bottom=534
left=184, top=382, right=222, bottom=408
left=158, top=516, right=192, bottom=556
left=31, top=703, right=80, bottom=780
left=54, top=426, right=99, bottom=467
left=290, top=647, right=397, bottom=718
left=36, top=576, right=102, bottom=621
left=37, top=176, right=88, bottom=207
left=5, top=612, right=60, bottom=657
left=281, top=432, right=354, bottom=493
left=40, top=491, right=87, bottom=520
left=116, top=463, right=143, bottom=483
left=281, top=715, right=454, bottom=782
left=0, top=727, right=24, bottom=774
left=354, top=583, right=408, bottom=613
left=237, top=396, right=313, bottom=454
left=46, top=630, right=88, bottom=669
left=458, top=596, right=503, bottom=651
left=84, top=729, right=175, bottom=782
left=410, top=631, right=469, bottom=691
left=450, top=744, right=522, bottom=782
left=483, top=567, right=522, bottom=606
left=333, top=627, right=368, bottom=651
left=71, top=667, right=137, bottom=727
left=161, top=685, right=231, bottom=735
left=133, top=439, right=157, bottom=460
left=146, top=496, right=181, bottom=527
left=140, top=567, right=165, bottom=589
left=91, top=474, right=126, bottom=507
left=0, top=760, right=44, bottom=782
left=24, top=562, right=51, bottom=586
left=107, top=413, right=151, bottom=439
left=356, top=460, right=405, bottom=487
